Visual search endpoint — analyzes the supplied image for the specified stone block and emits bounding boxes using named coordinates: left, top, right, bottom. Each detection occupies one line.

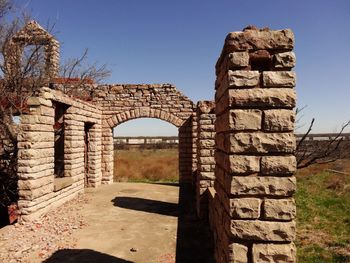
left=263, top=109, right=295, bottom=131
left=252, top=243, right=296, bottom=263
left=18, top=148, right=54, bottom=160
left=215, top=151, right=260, bottom=174
left=228, top=243, right=248, bottom=263
left=230, top=176, right=296, bottom=196
left=216, top=70, right=260, bottom=99
left=263, top=198, right=296, bottom=220
left=263, top=71, right=296, bottom=87
left=216, top=109, right=262, bottom=132
left=230, top=198, right=261, bottom=219
left=199, top=132, right=215, bottom=139
left=216, top=88, right=296, bottom=114
left=197, top=100, right=215, bottom=114
left=223, top=28, right=294, bottom=52
left=230, top=220, right=296, bottom=241
left=227, top=52, right=250, bottom=68
left=18, top=176, right=54, bottom=190
left=199, top=149, right=215, bottom=157
left=274, top=51, right=296, bottom=68
left=261, top=156, right=296, bottom=175
left=200, top=172, right=215, bottom=180
left=199, top=140, right=215, bottom=148
left=228, top=70, right=260, bottom=87
left=216, top=132, right=295, bottom=154
left=199, top=157, right=215, bottom=165
left=19, top=184, right=54, bottom=200
left=17, top=163, right=54, bottom=173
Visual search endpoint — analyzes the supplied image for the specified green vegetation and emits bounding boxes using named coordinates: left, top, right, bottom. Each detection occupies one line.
left=114, top=148, right=350, bottom=261
left=296, top=162, right=350, bottom=262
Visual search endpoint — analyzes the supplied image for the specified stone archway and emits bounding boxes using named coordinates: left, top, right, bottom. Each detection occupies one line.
left=92, top=84, right=197, bottom=184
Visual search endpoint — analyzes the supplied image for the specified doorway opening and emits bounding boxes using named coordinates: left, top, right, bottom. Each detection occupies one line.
left=113, top=118, right=179, bottom=183
left=84, top=122, right=94, bottom=187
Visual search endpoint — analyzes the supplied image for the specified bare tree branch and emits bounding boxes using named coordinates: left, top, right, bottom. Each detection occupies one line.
left=0, top=3, right=110, bottom=208
left=296, top=120, right=350, bottom=169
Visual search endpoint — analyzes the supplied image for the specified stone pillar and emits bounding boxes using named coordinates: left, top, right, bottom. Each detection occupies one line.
left=213, top=27, right=297, bottom=263
left=192, top=113, right=198, bottom=185
left=64, top=111, right=85, bottom=181
left=179, top=116, right=195, bottom=184
left=17, top=97, right=55, bottom=221
left=196, top=101, right=216, bottom=218
left=87, top=123, right=102, bottom=187
left=101, top=125, right=114, bottom=184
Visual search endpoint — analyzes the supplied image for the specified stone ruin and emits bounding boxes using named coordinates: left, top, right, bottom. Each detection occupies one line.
left=6, top=22, right=297, bottom=262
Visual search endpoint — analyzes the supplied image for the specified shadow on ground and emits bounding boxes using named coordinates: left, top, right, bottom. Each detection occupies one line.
left=111, top=197, right=178, bottom=217
left=43, top=249, right=133, bottom=263
left=112, top=183, right=214, bottom=263
left=175, top=183, right=214, bottom=263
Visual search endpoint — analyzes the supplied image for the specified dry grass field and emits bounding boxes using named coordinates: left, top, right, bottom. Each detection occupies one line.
left=114, top=148, right=350, bottom=262
left=113, top=149, right=179, bottom=182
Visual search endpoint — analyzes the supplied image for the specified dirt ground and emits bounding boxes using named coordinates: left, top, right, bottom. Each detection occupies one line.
left=0, top=183, right=214, bottom=263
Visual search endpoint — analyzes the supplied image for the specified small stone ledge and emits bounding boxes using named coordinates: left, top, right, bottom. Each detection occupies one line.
left=53, top=177, right=74, bottom=192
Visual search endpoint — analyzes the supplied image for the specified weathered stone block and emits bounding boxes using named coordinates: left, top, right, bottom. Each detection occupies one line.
left=227, top=52, right=250, bottom=68
left=216, top=132, right=295, bottom=154
left=274, top=51, right=296, bottom=68
left=261, top=156, right=296, bottom=175
left=228, top=70, right=260, bottom=87
left=263, top=198, right=296, bottom=220
left=19, top=184, right=54, bottom=200
left=230, top=198, right=261, bottom=219
left=229, top=243, right=248, bottom=263
left=199, top=149, right=215, bottom=157
left=252, top=243, right=296, bottom=262
left=199, top=157, right=215, bottom=165
left=199, top=140, right=215, bottom=148
left=223, top=29, right=294, bottom=52
left=230, top=176, right=296, bottom=196
left=17, top=163, right=54, bottom=173
left=216, top=88, right=296, bottom=114
left=263, top=109, right=295, bottom=131
left=263, top=71, right=296, bottom=87
left=18, top=176, right=53, bottom=190
left=200, top=172, right=215, bottom=180
left=216, top=151, right=260, bottom=174
left=216, top=109, right=262, bottom=132
left=230, top=220, right=296, bottom=241
left=199, top=132, right=215, bottom=139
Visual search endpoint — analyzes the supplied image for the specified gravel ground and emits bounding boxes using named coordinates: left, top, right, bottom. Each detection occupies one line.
left=0, top=193, right=90, bottom=263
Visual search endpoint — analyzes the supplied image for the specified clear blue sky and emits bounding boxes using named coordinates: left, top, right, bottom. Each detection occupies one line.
left=16, top=0, right=350, bottom=135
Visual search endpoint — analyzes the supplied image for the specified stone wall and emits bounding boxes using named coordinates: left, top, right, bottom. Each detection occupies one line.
left=211, top=27, right=297, bottom=262
left=196, top=101, right=215, bottom=218
left=17, top=87, right=102, bottom=221
left=89, top=84, right=197, bottom=184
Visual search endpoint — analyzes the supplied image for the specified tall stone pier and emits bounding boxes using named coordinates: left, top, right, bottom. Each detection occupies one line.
left=212, top=26, right=297, bottom=262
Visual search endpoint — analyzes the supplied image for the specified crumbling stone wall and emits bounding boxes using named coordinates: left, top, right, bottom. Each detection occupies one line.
left=17, top=87, right=102, bottom=221
left=90, top=84, right=197, bottom=184
left=211, top=27, right=297, bottom=262
left=196, top=101, right=215, bottom=218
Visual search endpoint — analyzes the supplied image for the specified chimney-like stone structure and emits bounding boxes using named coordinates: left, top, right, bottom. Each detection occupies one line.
left=4, top=21, right=60, bottom=80
left=213, top=26, right=297, bottom=262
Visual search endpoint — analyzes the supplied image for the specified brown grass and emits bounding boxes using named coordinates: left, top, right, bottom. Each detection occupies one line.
left=113, top=149, right=179, bottom=182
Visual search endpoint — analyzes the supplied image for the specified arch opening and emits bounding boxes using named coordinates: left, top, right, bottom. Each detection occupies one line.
left=113, top=118, right=179, bottom=183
